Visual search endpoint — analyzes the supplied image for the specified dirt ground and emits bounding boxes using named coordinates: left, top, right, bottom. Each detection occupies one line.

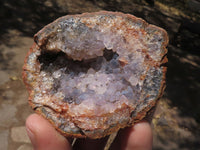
left=0, top=0, right=200, bottom=150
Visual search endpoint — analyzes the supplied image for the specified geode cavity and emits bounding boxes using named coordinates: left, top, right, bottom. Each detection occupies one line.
left=23, top=11, right=168, bottom=139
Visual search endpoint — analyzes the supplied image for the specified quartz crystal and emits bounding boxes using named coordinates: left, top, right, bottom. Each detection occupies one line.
left=23, top=11, right=168, bottom=139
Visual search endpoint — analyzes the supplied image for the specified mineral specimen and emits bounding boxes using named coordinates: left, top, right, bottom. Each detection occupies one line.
left=23, top=11, right=168, bottom=139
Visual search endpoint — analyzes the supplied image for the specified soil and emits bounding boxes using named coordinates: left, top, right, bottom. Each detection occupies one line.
left=0, top=0, right=200, bottom=149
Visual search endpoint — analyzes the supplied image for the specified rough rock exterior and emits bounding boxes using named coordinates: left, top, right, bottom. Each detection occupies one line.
left=23, top=11, right=168, bottom=139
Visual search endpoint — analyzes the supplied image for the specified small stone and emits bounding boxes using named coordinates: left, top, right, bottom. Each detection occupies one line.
left=10, top=76, right=18, bottom=81
left=11, top=126, right=31, bottom=143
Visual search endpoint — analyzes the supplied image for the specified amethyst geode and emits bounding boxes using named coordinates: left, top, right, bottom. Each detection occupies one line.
left=23, top=11, right=168, bottom=139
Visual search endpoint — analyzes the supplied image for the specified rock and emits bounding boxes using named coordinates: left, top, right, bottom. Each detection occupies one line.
left=23, top=11, right=168, bottom=139
left=11, top=126, right=30, bottom=143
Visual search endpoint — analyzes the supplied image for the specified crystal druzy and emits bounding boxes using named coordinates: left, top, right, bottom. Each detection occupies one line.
left=23, top=11, right=168, bottom=139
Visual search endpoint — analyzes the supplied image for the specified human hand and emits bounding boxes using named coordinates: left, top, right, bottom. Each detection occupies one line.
left=26, top=114, right=152, bottom=150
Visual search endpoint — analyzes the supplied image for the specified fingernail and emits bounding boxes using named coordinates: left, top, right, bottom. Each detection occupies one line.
left=134, top=122, right=148, bottom=128
left=26, top=126, right=37, bottom=148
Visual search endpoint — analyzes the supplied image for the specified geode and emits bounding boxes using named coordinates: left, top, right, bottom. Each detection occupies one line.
left=23, top=11, right=168, bottom=139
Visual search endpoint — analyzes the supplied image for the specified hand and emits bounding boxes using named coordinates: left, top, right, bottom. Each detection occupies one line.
left=26, top=114, right=152, bottom=150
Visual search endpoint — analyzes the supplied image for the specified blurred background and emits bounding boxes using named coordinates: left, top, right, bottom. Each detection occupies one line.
left=0, top=0, right=200, bottom=149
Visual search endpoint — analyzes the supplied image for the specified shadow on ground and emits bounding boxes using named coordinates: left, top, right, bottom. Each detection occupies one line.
left=0, top=0, right=67, bottom=39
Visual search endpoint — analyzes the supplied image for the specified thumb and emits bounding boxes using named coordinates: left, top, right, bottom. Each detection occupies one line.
left=26, top=113, right=72, bottom=150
